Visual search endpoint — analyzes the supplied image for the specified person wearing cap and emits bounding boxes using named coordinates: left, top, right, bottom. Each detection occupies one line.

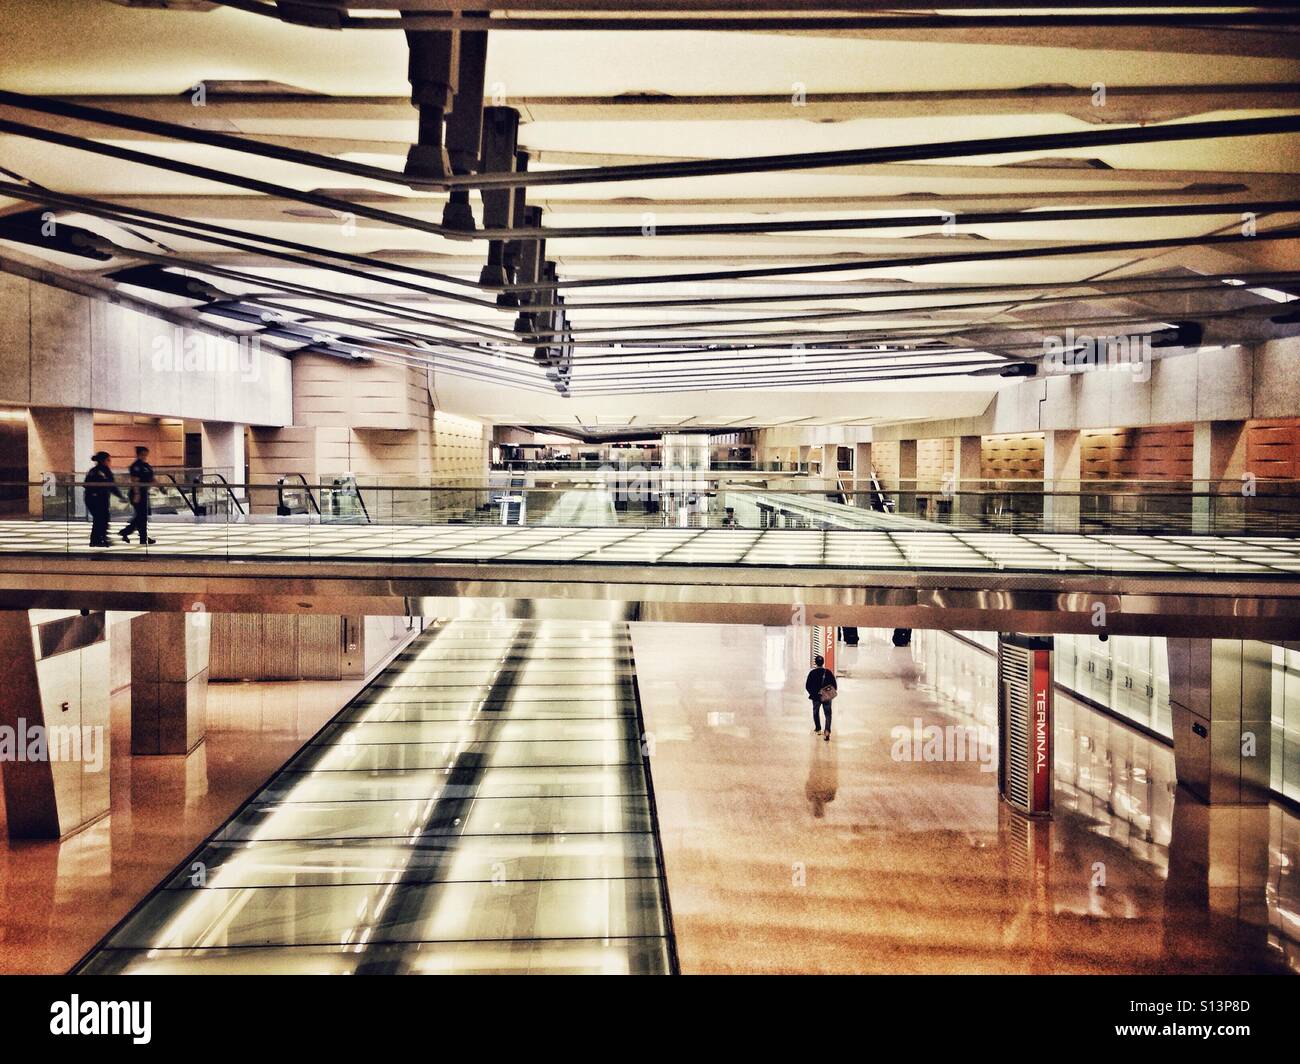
left=84, top=452, right=126, bottom=548
left=119, top=445, right=157, bottom=546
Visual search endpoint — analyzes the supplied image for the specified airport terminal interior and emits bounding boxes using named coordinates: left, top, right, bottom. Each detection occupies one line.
left=0, top=1, right=1297, bottom=976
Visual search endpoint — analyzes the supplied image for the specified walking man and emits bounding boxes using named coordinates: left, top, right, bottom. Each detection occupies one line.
left=805, top=654, right=837, bottom=741
left=119, top=445, right=157, bottom=545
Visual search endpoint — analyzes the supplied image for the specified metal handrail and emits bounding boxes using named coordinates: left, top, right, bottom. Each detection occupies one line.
left=156, top=472, right=200, bottom=516
left=193, top=471, right=246, bottom=516
left=24, top=477, right=1300, bottom=499
left=276, top=473, right=320, bottom=515
left=329, top=475, right=371, bottom=524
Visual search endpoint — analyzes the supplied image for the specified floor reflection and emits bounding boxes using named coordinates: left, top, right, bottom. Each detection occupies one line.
left=0, top=678, right=352, bottom=974
left=633, top=623, right=1298, bottom=974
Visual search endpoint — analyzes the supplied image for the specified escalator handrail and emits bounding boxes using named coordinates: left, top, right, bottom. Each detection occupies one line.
left=155, top=472, right=200, bottom=516
left=351, top=481, right=371, bottom=524
left=192, top=471, right=246, bottom=515
left=276, top=472, right=321, bottom=514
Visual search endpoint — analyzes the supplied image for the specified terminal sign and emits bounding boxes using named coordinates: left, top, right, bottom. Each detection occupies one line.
left=1032, top=648, right=1052, bottom=811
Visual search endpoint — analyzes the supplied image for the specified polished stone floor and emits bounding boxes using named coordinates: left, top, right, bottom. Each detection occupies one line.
left=0, top=678, right=356, bottom=974
left=632, top=624, right=1299, bottom=975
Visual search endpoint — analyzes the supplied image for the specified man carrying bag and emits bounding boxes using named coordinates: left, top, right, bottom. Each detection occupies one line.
left=805, top=655, right=837, bottom=741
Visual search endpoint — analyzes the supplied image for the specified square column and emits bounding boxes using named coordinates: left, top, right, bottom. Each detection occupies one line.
left=954, top=434, right=982, bottom=522
left=201, top=421, right=246, bottom=490
left=27, top=407, right=93, bottom=517
left=1167, top=638, right=1271, bottom=805
left=897, top=439, right=917, bottom=487
left=130, top=612, right=210, bottom=755
left=1043, top=429, right=1080, bottom=532
left=1164, top=801, right=1271, bottom=963
left=1192, top=420, right=1246, bottom=533
left=897, top=440, right=917, bottom=516
left=0, top=610, right=111, bottom=839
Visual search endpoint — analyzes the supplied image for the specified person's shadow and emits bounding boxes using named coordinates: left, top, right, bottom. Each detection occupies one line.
left=805, top=732, right=840, bottom=818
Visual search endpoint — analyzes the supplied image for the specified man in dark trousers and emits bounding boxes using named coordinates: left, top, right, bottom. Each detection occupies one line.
left=84, top=451, right=126, bottom=547
left=805, top=654, right=837, bottom=741
left=120, top=445, right=157, bottom=545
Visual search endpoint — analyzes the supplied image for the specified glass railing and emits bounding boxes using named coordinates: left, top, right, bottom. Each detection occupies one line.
left=491, top=460, right=809, bottom=473
left=12, top=476, right=1300, bottom=533
left=3, top=477, right=1299, bottom=575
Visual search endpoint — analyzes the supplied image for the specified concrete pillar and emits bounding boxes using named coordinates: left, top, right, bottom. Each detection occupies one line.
left=1043, top=429, right=1081, bottom=532
left=1192, top=420, right=1247, bottom=532
left=820, top=443, right=838, bottom=484
left=897, top=439, right=917, bottom=486
left=1167, top=638, right=1271, bottom=805
left=1163, top=801, right=1271, bottom=964
left=130, top=612, right=210, bottom=755
left=954, top=435, right=982, bottom=485
left=201, top=421, right=246, bottom=497
left=894, top=438, right=918, bottom=513
left=855, top=441, right=872, bottom=480
left=0, top=610, right=112, bottom=839
left=27, top=407, right=94, bottom=518
left=954, top=435, right=983, bottom=523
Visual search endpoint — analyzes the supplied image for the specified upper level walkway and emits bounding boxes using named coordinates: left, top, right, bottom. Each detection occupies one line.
left=1, top=513, right=1298, bottom=638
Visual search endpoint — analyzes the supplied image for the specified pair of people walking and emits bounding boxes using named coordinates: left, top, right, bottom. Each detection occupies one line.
left=84, top=447, right=156, bottom=548
left=805, top=655, right=836, bottom=741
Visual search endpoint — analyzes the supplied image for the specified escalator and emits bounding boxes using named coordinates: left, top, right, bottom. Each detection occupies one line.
left=76, top=618, right=676, bottom=975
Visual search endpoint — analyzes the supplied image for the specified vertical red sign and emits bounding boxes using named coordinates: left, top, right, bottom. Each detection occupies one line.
left=1031, top=648, right=1052, bottom=812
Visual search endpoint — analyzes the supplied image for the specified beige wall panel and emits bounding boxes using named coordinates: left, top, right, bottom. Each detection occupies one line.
left=872, top=439, right=900, bottom=487
left=297, top=614, right=342, bottom=680
left=1074, top=371, right=1110, bottom=430
left=249, top=351, right=293, bottom=427
left=136, top=316, right=182, bottom=417
left=177, top=339, right=218, bottom=423
left=260, top=615, right=298, bottom=680
left=1038, top=374, right=1075, bottom=431
left=1148, top=356, right=1198, bottom=426
left=29, top=284, right=91, bottom=407
left=981, top=432, right=1045, bottom=481
left=1254, top=340, right=1300, bottom=420
left=0, top=273, right=31, bottom=405
left=90, top=299, right=141, bottom=414
left=208, top=612, right=234, bottom=679
left=292, top=356, right=418, bottom=430
left=93, top=416, right=184, bottom=468
left=3, top=274, right=291, bottom=425
left=1109, top=367, right=1153, bottom=427
left=1195, top=347, right=1253, bottom=422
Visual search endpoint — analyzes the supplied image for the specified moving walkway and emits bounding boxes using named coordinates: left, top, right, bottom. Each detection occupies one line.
left=76, top=618, right=676, bottom=975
